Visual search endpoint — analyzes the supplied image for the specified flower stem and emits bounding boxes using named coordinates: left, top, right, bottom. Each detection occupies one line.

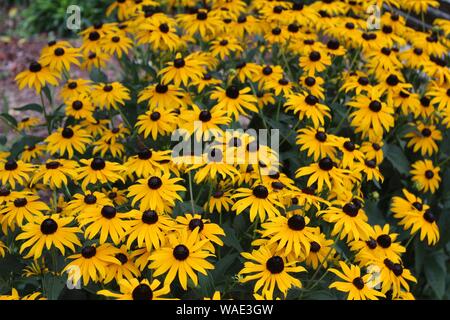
left=188, top=171, right=195, bottom=214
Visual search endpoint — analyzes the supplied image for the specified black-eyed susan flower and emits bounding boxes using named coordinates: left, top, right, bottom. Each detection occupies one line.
left=138, top=83, right=186, bottom=110
left=76, top=157, right=125, bottom=190
left=45, top=125, right=91, bottom=159
left=284, top=93, right=331, bottom=128
left=102, top=31, right=133, bottom=58
left=210, top=37, right=243, bottom=59
left=305, top=229, right=335, bottom=269
left=239, top=245, right=305, bottom=300
left=404, top=122, right=442, bottom=156
left=205, top=187, right=234, bottom=214
left=176, top=213, right=225, bottom=253
left=60, top=78, right=92, bottom=101
left=66, top=191, right=113, bottom=215
left=299, top=50, right=331, bottom=76
left=125, top=209, right=175, bottom=251
left=91, top=82, right=131, bottom=110
left=65, top=244, right=121, bottom=285
left=319, top=199, right=372, bottom=241
left=64, top=94, right=96, bottom=122
left=0, top=159, right=35, bottom=189
left=232, top=183, right=283, bottom=222
left=30, top=159, right=78, bottom=189
left=136, top=109, right=178, bottom=140
left=149, top=228, right=214, bottom=290
left=1, top=194, right=49, bottom=228
left=128, top=172, right=186, bottom=212
left=16, top=214, right=81, bottom=259
left=410, top=159, right=441, bottom=193
left=98, top=278, right=170, bottom=300
left=102, top=245, right=141, bottom=284
left=210, top=85, right=258, bottom=119
left=17, top=116, right=41, bottom=131
left=40, top=45, right=81, bottom=72
left=329, top=261, right=385, bottom=300
left=15, top=61, right=60, bottom=93
left=159, top=53, right=206, bottom=87
left=20, top=144, right=46, bottom=162
left=177, top=9, right=223, bottom=39
left=260, top=214, right=318, bottom=258
left=296, top=127, right=336, bottom=161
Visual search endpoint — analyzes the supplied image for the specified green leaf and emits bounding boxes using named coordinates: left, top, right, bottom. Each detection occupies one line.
left=90, top=68, right=108, bottom=83
left=222, top=226, right=243, bottom=252
left=15, top=103, right=43, bottom=113
left=384, top=144, right=410, bottom=175
left=10, top=136, right=43, bottom=159
left=0, top=113, right=17, bottom=128
left=42, top=86, right=53, bottom=105
left=212, top=252, right=239, bottom=281
left=414, top=239, right=426, bottom=275
left=424, top=251, right=447, bottom=299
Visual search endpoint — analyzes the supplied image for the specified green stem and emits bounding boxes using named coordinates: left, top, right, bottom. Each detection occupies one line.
left=280, top=119, right=300, bottom=146
left=187, top=171, right=196, bottom=214
left=405, top=233, right=416, bottom=249
left=40, top=92, right=51, bottom=134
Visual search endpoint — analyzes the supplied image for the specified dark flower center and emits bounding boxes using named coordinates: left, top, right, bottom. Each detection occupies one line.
left=412, top=202, right=423, bottom=211
left=318, top=157, right=333, bottom=171
left=271, top=27, right=281, bottom=35
left=287, top=215, right=306, bottom=231
left=421, top=128, right=432, bottom=137
left=147, top=176, right=162, bottom=189
left=90, top=157, right=106, bottom=170
left=386, top=74, right=399, bottom=86
left=344, top=141, right=355, bottom=151
left=382, top=25, right=393, bottom=34
left=420, top=97, right=430, bottom=107
left=132, top=284, right=153, bottom=300
left=366, top=238, right=377, bottom=249
left=101, top=205, right=117, bottom=219
left=46, top=161, right=61, bottom=169
left=345, top=22, right=355, bottom=30
left=381, top=47, right=392, bottom=56
left=103, top=84, right=113, bottom=92
left=343, top=202, right=359, bottom=217
left=278, top=78, right=289, bottom=85
left=226, top=86, right=240, bottom=99
left=369, top=100, right=382, bottom=112
left=138, top=149, right=152, bottom=160
left=196, top=11, right=207, bottom=20
left=54, top=48, right=65, bottom=56
left=273, top=5, right=283, bottom=14
left=62, top=127, right=74, bottom=138
left=199, top=110, right=212, bottom=122
left=81, top=246, right=96, bottom=258
left=262, top=66, right=273, bottom=75
left=392, top=263, right=403, bottom=276
left=173, top=58, right=185, bottom=68
left=159, top=23, right=169, bottom=33
left=327, top=39, right=340, bottom=50
left=358, top=77, right=369, bottom=86
left=271, top=181, right=284, bottom=190
left=305, top=77, right=316, bottom=86
left=237, top=15, right=247, bottom=23
left=150, top=111, right=161, bottom=121
left=14, top=198, right=27, bottom=207
left=4, top=160, right=18, bottom=171
left=188, top=218, right=204, bottom=231
left=203, top=73, right=212, bottom=80
left=253, top=185, right=269, bottom=199
left=142, top=210, right=159, bottom=224
left=236, top=61, right=246, bottom=69
left=309, top=51, right=321, bottom=62
left=310, top=241, right=321, bottom=252
left=391, top=13, right=399, bottom=21
left=84, top=194, right=97, bottom=204
left=213, top=190, right=224, bottom=198
left=40, top=218, right=58, bottom=235
left=0, top=188, right=10, bottom=197
left=414, top=48, right=423, bottom=56
left=72, top=100, right=83, bottom=110
left=220, top=39, right=228, bottom=46
left=315, top=131, right=327, bottom=142
left=365, top=159, right=377, bottom=168
left=266, top=256, right=284, bottom=274
left=376, top=234, right=392, bottom=248
left=352, top=277, right=365, bottom=290
left=173, top=244, right=190, bottom=261
left=155, top=83, right=168, bottom=93
left=115, top=253, right=128, bottom=265
left=288, top=23, right=299, bottom=33
left=108, top=192, right=117, bottom=200
left=111, top=36, right=120, bottom=43
left=423, top=210, right=436, bottom=223
left=305, top=94, right=318, bottom=105
left=425, top=170, right=434, bottom=179
left=372, top=143, right=381, bottom=151
left=89, top=31, right=100, bottom=41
